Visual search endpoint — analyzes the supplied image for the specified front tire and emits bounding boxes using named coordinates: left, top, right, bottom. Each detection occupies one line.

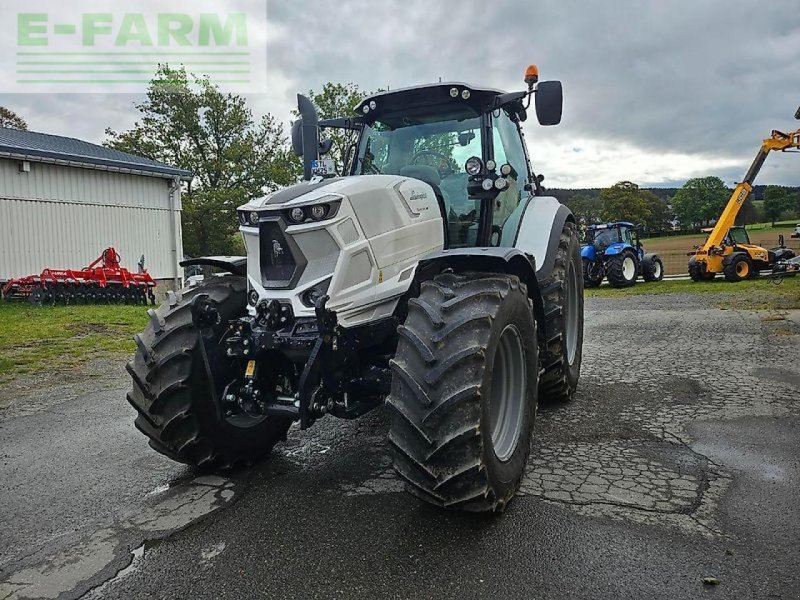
left=582, top=258, right=603, bottom=288
left=641, top=254, right=664, bottom=282
left=387, top=272, right=538, bottom=512
left=126, top=276, right=292, bottom=468
left=606, top=250, right=638, bottom=288
left=540, top=223, right=584, bottom=403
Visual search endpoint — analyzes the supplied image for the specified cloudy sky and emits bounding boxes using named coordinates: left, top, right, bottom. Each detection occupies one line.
left=1, top=0, right=798, bottom=188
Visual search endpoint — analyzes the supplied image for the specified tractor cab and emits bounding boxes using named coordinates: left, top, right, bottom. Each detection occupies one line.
left=583, top=222, right=640, bottom=254
left=293, top=70, right=563, bottom=250
left=701, top=225, right=752, bottom=248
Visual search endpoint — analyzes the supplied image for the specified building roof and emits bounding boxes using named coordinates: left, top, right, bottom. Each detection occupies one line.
left=0, top=127, right=192, bottom=180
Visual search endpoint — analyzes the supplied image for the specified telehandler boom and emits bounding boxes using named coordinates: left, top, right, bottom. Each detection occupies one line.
left=688, top=110, right=800, bottom=282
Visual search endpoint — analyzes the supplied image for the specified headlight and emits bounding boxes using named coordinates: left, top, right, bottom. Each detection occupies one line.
left=248, top=289, right=259, bottom=306
left=500, top=163, right=512, bottom=176
left=465, top=156, right=483, bottom=176
left=310, top=204, right=328, bottom=220
left=494, top=177, right=508, bottom=190
left=248, top=211, right=259, bottom=225
left=486, top=160, right=497, bottom=171
left=300, top=278, right=331, bottom=308
left=282, top=197, right=341, bottom=225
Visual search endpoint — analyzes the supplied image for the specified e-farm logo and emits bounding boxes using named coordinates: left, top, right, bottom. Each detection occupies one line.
left=9, top=2, right=266, bottom=93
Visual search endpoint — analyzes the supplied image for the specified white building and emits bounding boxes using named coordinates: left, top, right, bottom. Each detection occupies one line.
left=0, top=127, right=191, bottom=288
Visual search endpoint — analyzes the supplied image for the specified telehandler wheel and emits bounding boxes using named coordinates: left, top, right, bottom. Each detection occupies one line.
left=387, top=272, right=538, bottom=512
left=606, top=250, right=638, bottom=288
left=723, top=253, right=752, bottom=283
left=582, top=258, right=603, bottom=288
left=641, top=254, right=664, bottom=282
left=539, top=223, right=584, bottom=403
left=688, top=262, right=716, bottom=281
left=126, top=276, right=292, bottom=469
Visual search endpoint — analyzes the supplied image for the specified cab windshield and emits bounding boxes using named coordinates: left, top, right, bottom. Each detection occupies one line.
left=728, top=227, right=751, bottom=245
left=356, top=110, right=482, bottom=247
left=593, top=228, right=620, bottom=248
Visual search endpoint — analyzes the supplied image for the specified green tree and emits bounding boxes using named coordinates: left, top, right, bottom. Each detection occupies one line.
left=671, top=176, right=730, bottom=230
left=763, top=185, right=792, bottom=225
left=0, top=107, right=28, bottom=130
left=599, top=181, right=652, bottom=225
left=565, top=192, right=603, bottom=225
left=105, top=65, right=298, bottom=256
left=642, top=191, right=674, bottom=235
left=298, top=82, right=372, bottom=174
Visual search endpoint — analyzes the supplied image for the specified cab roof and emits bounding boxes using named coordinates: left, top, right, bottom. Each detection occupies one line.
left=587, top=222, right=635, bottom=230
left=354, top=82, right=508, bottom=125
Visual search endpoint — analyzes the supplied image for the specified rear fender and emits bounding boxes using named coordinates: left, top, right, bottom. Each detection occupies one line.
left=180, top=256, right=247, bottom=277
left=410, top=248, right=546, bottom=337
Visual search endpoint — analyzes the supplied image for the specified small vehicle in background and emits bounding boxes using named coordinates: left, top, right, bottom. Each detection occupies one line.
left=581, top=222, right=664, bottom=288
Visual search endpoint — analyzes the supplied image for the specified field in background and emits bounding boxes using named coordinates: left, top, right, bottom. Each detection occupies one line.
left=642, top=223, right=799, bottom=275
left=586, top=275, right=800, bottom=310
left=0, top=303, right=148, bottom=382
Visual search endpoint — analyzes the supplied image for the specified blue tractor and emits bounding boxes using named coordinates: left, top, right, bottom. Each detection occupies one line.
left=580, top=222, right=664, bottom=288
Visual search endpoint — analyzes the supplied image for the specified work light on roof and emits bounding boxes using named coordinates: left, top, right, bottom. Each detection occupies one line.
left=461, top=89, right=471, bottom=100
left=500, top=163, right=512, bottom=176
left=369, top=100, right=377, bottom=110
left=481, top=178, right=494, bottom=191
left=486, top=160, right=497, bottom=172
left=449, top=87, right=459, bottom=98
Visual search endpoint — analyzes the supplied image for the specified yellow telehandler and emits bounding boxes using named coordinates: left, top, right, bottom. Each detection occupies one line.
left=688, top=109, right=800, bottom=282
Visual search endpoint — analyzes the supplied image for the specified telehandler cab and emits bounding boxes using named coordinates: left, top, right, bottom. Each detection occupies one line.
left=126, top=66, right=584, bottom=512
left=688, top=110, right=799, bottom=282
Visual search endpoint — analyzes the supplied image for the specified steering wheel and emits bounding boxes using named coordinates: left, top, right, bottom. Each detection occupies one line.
left=412, top=149, right=453, bottom=177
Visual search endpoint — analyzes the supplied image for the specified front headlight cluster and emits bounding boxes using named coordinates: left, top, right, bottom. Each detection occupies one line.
left=282, top=196, right=341, bottom=225
left=239, top=210, right=261, bottom=226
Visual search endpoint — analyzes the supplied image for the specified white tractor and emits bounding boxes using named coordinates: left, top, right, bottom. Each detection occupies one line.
left=127, top=65, right=584, bottom=512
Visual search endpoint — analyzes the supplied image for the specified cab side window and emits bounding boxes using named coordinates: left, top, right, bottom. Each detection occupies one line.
left=491, top=111, right=530, bottom=246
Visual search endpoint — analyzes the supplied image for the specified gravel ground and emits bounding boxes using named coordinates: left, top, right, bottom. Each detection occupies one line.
left=1, top=292, right=798, bottom=599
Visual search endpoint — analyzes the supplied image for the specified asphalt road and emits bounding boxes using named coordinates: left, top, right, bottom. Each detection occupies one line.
left=1, top=293, right=799, bottom=600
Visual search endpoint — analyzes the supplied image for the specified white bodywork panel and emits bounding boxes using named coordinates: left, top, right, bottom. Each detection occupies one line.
left=515, top=196, right=566, bottom=275
left=239, top=175, right=443, bottom=328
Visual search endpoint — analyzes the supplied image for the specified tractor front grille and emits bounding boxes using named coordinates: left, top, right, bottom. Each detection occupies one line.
left=259, top=219, right=307, bottom=289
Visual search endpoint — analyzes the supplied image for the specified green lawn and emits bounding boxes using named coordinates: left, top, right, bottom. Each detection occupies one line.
left=0, top=303, right=149, bottom=381
left=586, top=276, right=800, bottom=310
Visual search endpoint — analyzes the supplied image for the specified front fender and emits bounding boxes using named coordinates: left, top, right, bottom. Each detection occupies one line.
left=580, top=245, right=596, bottom=261
left=413, top=247, right=546, bottom=338
left=180, top=256, right=247, bottom=277
left=513, top=196, right=574, bottom=280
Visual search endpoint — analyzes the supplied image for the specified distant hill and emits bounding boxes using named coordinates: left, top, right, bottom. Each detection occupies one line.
left=547, top=185, right=799, bottom=204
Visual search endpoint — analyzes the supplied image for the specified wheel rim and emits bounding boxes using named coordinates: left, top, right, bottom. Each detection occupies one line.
left=489, top=324, right=526, bottom=462
left=653, top=261, right=662, bottom=279
left=623, top=257, right=636, bottom=280
left=565, top=261, right=579, bottom=365
left=736, top=260, right=749, bottom=277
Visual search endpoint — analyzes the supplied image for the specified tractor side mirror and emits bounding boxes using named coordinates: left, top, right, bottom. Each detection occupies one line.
left=535, top=81, right=563, bottom=126
left=291, top=120, right=303, bottom=156
left=319, top=139, right=334, bottom=156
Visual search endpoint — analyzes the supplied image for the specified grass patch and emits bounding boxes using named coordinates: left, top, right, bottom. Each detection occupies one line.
left=585, top=276, right=800, bottom=310
left=0, top=302, right=149, bottom=381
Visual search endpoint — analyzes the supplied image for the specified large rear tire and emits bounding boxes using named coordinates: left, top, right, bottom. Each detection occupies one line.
left=723, top=253, right=752, bottom=283
left=126, top=276, right=292, bottom=468
left=387, top=272, right=538, bottom=512
left=606, top=250, right=638, bottom=288
left=539, top=223, right=584, bottom=403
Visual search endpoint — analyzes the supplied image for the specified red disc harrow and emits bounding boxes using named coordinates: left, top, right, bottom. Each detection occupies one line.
left=1, top=247, right=157, bottom=305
